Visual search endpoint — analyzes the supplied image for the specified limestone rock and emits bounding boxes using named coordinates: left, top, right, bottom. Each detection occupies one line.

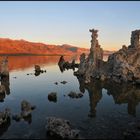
left=75, top=29, right=103, bottom=83
left=130, top=30, right=140, bottom=48
left=75, top=28, right=140, bottom=84
left=46, top=117, right=80, bottom=139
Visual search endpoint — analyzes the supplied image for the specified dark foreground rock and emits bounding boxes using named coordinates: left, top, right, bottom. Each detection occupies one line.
left=46, top=117, right=80, bottom=139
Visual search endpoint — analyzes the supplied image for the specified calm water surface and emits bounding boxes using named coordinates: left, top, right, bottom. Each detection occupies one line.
left=0, top=56, right=140, bottom=139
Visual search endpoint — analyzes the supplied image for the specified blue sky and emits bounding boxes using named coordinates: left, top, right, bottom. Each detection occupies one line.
left=0, top=1, right=140, bottom=50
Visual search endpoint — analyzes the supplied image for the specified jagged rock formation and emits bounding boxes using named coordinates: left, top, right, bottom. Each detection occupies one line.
left=89, top=29, right=103, bottom=65
left=74, top=29, right=103, bottom=83
left=75, top=29, right=140, bottom=84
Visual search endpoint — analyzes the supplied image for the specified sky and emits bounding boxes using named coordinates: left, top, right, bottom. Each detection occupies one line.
left=0, top=1, right=140, bottom=51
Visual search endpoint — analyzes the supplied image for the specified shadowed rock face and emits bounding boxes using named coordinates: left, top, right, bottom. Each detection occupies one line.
left=75, top=29, right=140, bottom=84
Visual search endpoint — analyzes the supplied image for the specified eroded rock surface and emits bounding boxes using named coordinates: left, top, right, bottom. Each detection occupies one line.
left=46, top=117, right=80, bottom=139
left=74, top=29, right=103, bottom=83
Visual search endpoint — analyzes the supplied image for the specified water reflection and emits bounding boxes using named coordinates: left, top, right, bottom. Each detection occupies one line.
left=6, top=55, right=78, bottom=72
left=0, top=57, right=10, bottom=102
left=76, top=76, right=140, bottom=117
left=0, top=118, right=11, bottom=137
left=23, top=114, right=32, bottom=124
left=104, top=83, right=140, bottom=117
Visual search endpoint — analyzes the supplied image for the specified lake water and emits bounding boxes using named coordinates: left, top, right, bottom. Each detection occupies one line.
left=0, top=55, right=140, bottom=139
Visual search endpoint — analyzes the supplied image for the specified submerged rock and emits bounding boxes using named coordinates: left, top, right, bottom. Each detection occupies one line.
left=48, top=92, right=57, bottom=102
left=68, top=91, right=83, bottom=99
left=0, top=108, right=10, bottom=126
left=46, top=117, right=80, bottom=139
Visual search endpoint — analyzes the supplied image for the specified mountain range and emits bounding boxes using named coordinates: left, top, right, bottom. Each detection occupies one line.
left=0, top=38, right=114, bottom=56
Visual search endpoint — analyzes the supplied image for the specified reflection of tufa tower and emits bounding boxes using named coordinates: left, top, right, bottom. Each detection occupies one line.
left=0, top=57, right=10, bottom=101
left=89, top=29, right=103, bottom=68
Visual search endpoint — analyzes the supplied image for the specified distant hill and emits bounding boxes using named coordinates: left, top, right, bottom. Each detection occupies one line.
left=0, top=38, right=89, bottom=55
left=0, top=38, right=114, bottom=56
